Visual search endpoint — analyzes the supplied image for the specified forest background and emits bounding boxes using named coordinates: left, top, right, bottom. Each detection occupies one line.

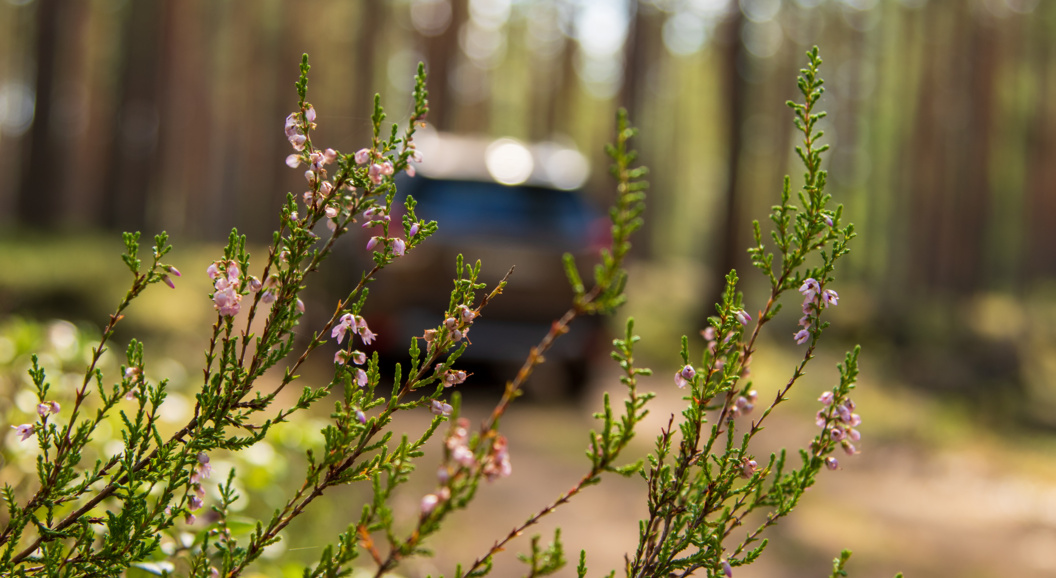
left=2, top=0, right=1056, bottom=577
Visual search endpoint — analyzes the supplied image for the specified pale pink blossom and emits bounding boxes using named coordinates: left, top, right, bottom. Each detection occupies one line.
left=12, top=424, right=34, bottom=442
left=354, top=148, right=371, bottom=164
left=286, top=154, right=301, bottom=168
left=822, top=289, right=839, bottom=307
left=483, top=435, right=512, bottom=481
left=368, top=163, right=384, bottom=185
left=392, top=238, right=406, bottom=256
left=420, top=493, right=440, bottom=515
left=332, top=314, right=355, bottom=344
left=452, top=445, right=476, bottom=468
left=674, top=364, right=695, bottom=389
left=430, top=399, right=453, bottom=417
left=799, top=278, right=821, bottom=299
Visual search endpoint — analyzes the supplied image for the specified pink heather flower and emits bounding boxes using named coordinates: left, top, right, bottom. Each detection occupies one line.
left=793, top=329, right=810, bottom=345
left=309, top=151, right=324, bottom=170
left=411, top=150, right=423, bottom=163
left=323, top=148, right=337, bottom=163
left=332, top=314, right=355, bottom=344
left=825, top=456, right=840, bottom=470
left=830, top=427, right=845, bottom=441
left=248, top=276, right=262, bottom=293
left=420, top=493, right=440, bottom=516
left=422, top=329, right=437, bottom=343
left=841, top=441, right=858, bottom=455
left=334, top=350, right=350, bottom=365
left=289, top=133, right=306, bottom=151
left=823, top=213, right=834, bottom=227
left=822, top=289, right=839, bottom=307
left=734, top=309, right=751, bottom=326
left=325, top=205, right=339, bottom=219
left=36, top=402, right=54, bottom=417
left=818, top=391, right=835, bottom=405
left=354, top=148, right=371, bottom=164
left=815, top=410, right=827, bottom=427
left=350, top=350, right=367, bottom=365
left=305, top=106, right=316, bottom=123
left=355, top=368, right=368, bottom=387
left=483, top=435, right=512, bottom=481
left=721, top=560, right=733, bottom=578
left=355, top=409, right=367, bottom=424
left=847, top=428, right=861, bottom=442
left=286, top=154, right=301, bottom=168
left=368, top=163, right=384, bottom=185
left=168, top=266, right=181, bottom=277
left=701, top=326, right=716, bottom=341
left=392, top=238, right=406, bottom=256
left=12, top=424, right=34, bottom=441
left=188, top=494, right=203, bottom=511
left=196, top=453, right=212, bottom=480
left=452, top=445, right=476, bottom=468
left=296, top=299, right=305, bottom=314
left=734, top=396, right=753, bottom=415
left=675, top=364, right=695, bottom=389
left=430, top=399, right=453, bottom=417
left=261, top=290, right=276, bottom=304
left=443, top=370, right=467, bottom=387
left=284, top=113, right=299, bottom=136
left=206, top=263, right=220, bottom=280
left=366, top=236, right=382, bottom=251
left=457, top=304, right=475, bottom=323
left=355, top=317, right=376, bottom=344
left=409, top=222, right=420, bottom=237
left=213, top=286, right=242, bottom=317
left=799, top=278, right=821, bottom=299
left=406, top=165, right=416, bottom=177
left=380, top=161, right=394, bottom=176
left=185, top=512, right=196, bottom=524
left=740, top=458, right=758, bottom=479
left=161, top=275, right=175, bottom=289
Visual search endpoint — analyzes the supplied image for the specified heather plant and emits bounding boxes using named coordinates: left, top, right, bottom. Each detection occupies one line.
left=0, top=47, right=894, bottom=577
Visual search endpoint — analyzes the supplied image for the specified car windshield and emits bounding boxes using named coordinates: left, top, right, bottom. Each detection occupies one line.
left=400, top=177, right=597, bottom=248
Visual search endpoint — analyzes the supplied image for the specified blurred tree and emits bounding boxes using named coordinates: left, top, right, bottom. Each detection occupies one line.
left=15, top=0, right=60, bottom=229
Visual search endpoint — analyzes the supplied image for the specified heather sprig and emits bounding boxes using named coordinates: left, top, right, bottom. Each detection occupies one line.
left=0, top=47, right=891, bottom=578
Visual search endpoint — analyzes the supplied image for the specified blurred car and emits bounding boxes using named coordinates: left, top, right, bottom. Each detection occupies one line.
left=342, top=130, right=609, bottom=400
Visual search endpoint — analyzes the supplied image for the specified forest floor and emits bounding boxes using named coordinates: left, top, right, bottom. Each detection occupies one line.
left=368, top=353, right=1056, bottom=578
